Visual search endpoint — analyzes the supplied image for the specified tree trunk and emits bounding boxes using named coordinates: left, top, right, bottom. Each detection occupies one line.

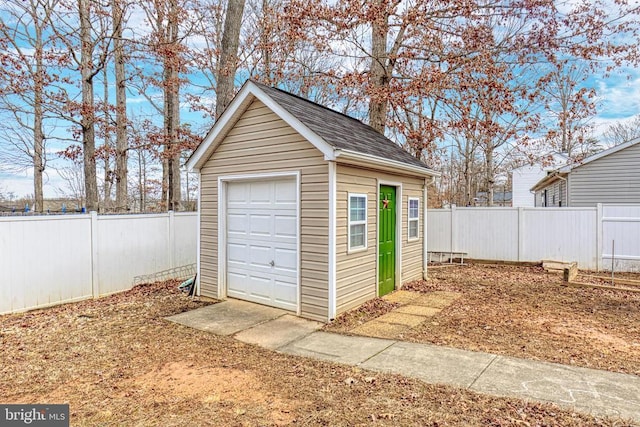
left=79, top=0, right=98, bottom=212
left=113, top=0, right=128, bottom=212
left=485, top=144, right=494, bottom=207
left=160, top=0, right=181, bottom=212
left=215, top=0, right=246, bottom=118
left=33, top=21, right=45, bottom=213
left=261, top=0, right=271, bottom=83
left=368, top=0, right=389, bottom=134
left=102, top=66, right=113, bottom=212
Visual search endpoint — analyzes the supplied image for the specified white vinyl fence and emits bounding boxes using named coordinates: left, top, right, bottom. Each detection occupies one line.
left=427, top=204, right=640, bottom=272
left=0, top=212, right=197, bottom=315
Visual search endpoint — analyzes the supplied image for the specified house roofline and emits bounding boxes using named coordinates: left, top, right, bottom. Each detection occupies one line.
left=574, top=136, right=640, bottom=167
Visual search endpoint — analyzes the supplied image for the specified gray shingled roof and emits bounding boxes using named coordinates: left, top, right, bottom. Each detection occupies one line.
left=253, top=81, right=431, bottom=170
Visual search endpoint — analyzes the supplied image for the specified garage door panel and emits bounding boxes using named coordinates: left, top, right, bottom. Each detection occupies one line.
left=227, top=243, right=248, bottom=263
left=275, top=181, right=297, bottom=203
left=274, top=215, right=297, bottom=238
left=227, top=213, right=249, bottom=235
left=249, top=182, right=272, bottom=203
left=226, top=177, right=299, bottom=312
left=249, top=214, right=272, bottom=236
left=228, top=272, right=248, bottom=293
left=246, top=275, right=271, bottom=298
left=248, top=244, right=272, bottom=267
left=274, top=280, right=297, bottom=307
left=274, top=247, right=297, bottom=271
left=228, top=183, right=247, bottom=203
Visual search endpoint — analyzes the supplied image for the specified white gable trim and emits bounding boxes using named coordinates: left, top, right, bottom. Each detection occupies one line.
left=328, top=161, right=337, bottom=320
left=187, top=83, right=255, bottom=171
left=187, top=81, right=335, bottom=171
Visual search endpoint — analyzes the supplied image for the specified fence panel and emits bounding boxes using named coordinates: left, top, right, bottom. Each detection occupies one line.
left=0, top=212, right=197, bottom=314
left=426, top=209, right=452, bottom=252
left=174, top=213, right=198, bottom=267
left=456, top=208, right=519, bottom=261
left=602, top=205, right=640, bottom=272
left=0, top=216, right=93, bottom=314
left=95, top=214, right=172, bottom=296
left=427, top=206, right=600, bottom=270
left=521, top=208, right=597, bottom=268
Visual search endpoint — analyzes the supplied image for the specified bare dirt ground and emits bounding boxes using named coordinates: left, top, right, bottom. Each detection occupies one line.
left=326, top=264, right=640, bottom=376
left=0, top=280, right=632, bottom=426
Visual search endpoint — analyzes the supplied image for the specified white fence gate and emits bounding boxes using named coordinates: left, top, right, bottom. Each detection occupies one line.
left=601, top=205, right=640, bottom=272
left=0, top=212, right=197, bottom=315
left=427, top=204, right=640, bottom=272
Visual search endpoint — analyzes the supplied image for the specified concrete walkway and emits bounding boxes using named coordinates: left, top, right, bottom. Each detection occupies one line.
left=166, top=299, right=640, bottom=424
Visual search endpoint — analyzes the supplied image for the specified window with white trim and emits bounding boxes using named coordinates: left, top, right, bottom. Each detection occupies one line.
left=348, top=193, right=367, bottom=251
left=408, top=197, right=419, bottom=240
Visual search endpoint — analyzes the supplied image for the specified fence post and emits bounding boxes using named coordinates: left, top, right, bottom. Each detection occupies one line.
left=169, top=210, right=175, bottom=270
left=596, top=203, right=603, bottom=271
left=517, top=207, right=524, bottom=262
left=450, top=205, right=457, bottom=252
left=90, top=211, right=99, bottom=298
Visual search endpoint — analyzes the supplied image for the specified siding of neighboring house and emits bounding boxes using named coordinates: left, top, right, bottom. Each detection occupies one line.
left=535, top=179, right=567, bottom=207
left=569, top=142, right=640, bottom=206
left=199, top=99, right=330, bottom=321
left=535, top=178, right=568, bottom=208
left=512, top=165, right=545, bottom=207
left=335, top=164, right=424, bottom=315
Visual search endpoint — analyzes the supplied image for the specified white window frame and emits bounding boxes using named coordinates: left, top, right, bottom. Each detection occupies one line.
left=348, top=193, right=368, bottom=252
left=408, top=197, right=420, bottom=241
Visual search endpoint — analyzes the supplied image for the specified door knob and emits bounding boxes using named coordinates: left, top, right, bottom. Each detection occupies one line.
left=269, top=260, right=275, bottom=267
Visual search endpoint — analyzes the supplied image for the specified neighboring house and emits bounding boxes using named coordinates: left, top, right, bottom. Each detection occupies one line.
left=531, top=137, right=640, bottom=207
left=511, top=152, right=568, bottom=207
left=187, top=80, right=438, bottom=322
left=475, top=190, right=512, bottom=207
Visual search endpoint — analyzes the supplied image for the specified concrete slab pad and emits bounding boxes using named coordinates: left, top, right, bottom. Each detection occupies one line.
left=413, top=291, right=460, bottom=309
left=350, top=320, right=410, bottom=339
left=235, top=314, right=322, bottom=349
left=361, top=341, right=496, bottom=389
left=470, top=355, right=640, bottom=422
left=376, top=311, right=426, bottom=327
left=279, top=331, right=395, bottom=365
left=394, top=305, right=442, bottom=317
left=381, top=290, right=419, bottom=304
left=165, top=299, right=286, bottom=336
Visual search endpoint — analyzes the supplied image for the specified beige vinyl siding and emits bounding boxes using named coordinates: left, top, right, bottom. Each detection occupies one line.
left=335, top=164, right=425, bottom=315
left=199, top=99, right=329, bottom=321
left=401, top=180, right=426, bottom=281
left=569, top=142, right=640, bottom=206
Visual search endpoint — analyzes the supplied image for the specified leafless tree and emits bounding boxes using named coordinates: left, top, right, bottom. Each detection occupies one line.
left=0, top=0, right=61, bottom=212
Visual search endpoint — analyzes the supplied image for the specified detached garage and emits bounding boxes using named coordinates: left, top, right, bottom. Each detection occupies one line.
left=187, top=80, right=438, bottom=322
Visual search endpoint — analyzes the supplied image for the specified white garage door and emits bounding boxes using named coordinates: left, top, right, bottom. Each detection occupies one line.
left=225, top=178, right=298, bottom=311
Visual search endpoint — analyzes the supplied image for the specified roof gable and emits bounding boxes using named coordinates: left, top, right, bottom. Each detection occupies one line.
left=254, top=82, right=429, bottom=170
left=187, top=80, right=437, bottom=177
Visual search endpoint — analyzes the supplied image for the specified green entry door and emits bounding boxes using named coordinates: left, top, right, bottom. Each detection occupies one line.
left=378, top=185, right=396, bottom=296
